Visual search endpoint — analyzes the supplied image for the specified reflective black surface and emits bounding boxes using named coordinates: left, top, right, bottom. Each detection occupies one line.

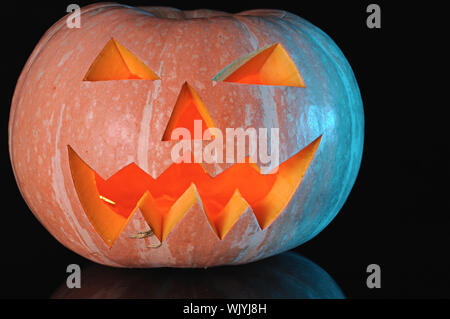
left=51, top=252, right=344, bottom=299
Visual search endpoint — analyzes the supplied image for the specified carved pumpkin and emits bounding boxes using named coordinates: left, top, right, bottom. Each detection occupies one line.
left=8, top=3, right=364, bottom=267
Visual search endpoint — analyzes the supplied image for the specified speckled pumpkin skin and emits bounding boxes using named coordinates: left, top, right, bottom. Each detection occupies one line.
left=8, top=3, right=364, bottom=267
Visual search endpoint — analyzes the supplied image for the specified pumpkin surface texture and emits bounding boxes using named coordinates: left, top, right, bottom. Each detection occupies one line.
left=8, top=3, right=364, bottom=267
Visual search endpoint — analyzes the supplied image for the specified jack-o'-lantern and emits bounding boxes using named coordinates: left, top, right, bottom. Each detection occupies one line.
left=8, top=3, right=364, bottom=267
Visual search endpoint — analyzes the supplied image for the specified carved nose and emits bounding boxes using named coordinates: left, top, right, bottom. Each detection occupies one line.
left=162, top=82, right=216, bottom=141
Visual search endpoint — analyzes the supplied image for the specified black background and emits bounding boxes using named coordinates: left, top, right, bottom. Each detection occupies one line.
left=1, top=0, right=448, bottom=299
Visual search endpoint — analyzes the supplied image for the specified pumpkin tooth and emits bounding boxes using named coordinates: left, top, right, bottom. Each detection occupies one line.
left=67, top=145, right=141, bottom=247
left=251, top=135, right=322, bottom=229
left=205, top=189, right=249, bottom=239
left=139, top=185, right=198, bottom=242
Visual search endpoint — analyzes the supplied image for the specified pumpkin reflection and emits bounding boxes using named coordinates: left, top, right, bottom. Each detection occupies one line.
left=52, top=252, right=344, bottom=299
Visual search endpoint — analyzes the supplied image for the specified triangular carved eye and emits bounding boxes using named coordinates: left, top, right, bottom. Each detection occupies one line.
left=213, top=43, right=305, bottom=87
left=83, top=38, right=160, bottom=81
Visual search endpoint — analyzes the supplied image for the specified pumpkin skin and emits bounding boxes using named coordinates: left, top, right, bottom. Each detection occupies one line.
left=8, top=3, right=364, bottom=267
left=51, top=252, right=344, bottom=298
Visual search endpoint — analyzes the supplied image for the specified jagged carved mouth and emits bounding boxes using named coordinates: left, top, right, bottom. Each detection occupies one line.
left=68, top=136, right=321, bottom=247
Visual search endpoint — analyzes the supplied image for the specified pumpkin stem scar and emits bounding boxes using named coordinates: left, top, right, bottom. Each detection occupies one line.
left=129, top=229, right=161, bottom=248
left=129, top=229, right=153, bottom=239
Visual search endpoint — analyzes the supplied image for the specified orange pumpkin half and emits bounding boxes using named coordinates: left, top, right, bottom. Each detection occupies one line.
left=8, top=3, right=364, bottom=267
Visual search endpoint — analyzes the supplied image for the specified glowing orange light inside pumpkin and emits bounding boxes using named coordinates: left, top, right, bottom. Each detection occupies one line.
left=83, top=38, right=160, bottom=81
left=162, top=82, right=216, bottom=141
left=213, top=43, right=305, bottom=87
